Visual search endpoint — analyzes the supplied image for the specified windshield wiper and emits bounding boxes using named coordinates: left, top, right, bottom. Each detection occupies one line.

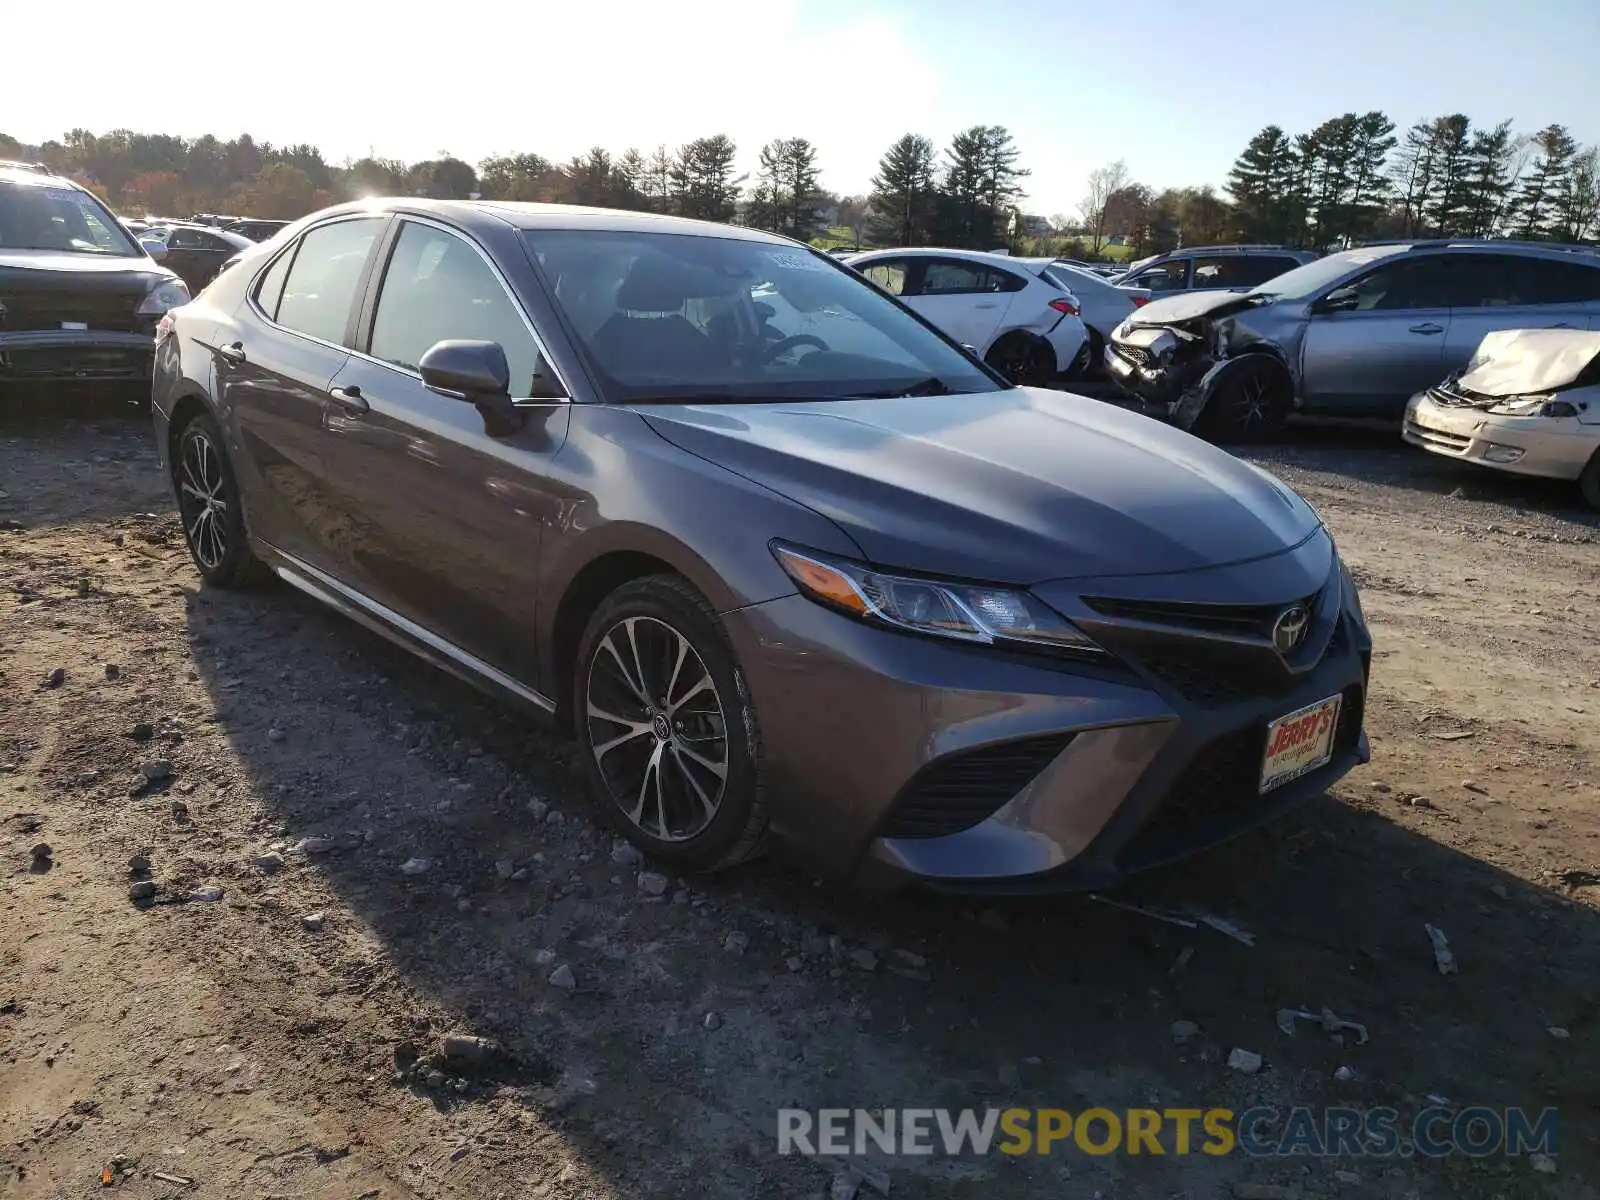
left=846, top=376, right=955, bottom=399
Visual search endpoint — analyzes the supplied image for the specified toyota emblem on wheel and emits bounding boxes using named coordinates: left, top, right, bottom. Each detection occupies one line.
left=1273, top=604, right=1310, bottom=653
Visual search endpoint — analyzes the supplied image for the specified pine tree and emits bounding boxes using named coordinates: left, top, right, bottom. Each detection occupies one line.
left=1461, top=120, right=1516, bottom=237
left=936, top=125, right=1027, bottom=249
left=1512, top=124, right=1578, bottom=239
left=1225, top=126, right=1296, bottom=243
left=753, top=138, right=825, bottom=240
left=1556, top=147, right=1600, bottom=243
left=1421, top=115, right=1472, bottom=236
left=639, top=145, right=675, bottom=214
left=670, top=135, right=739, bottom=223
left=1390, top=121, right=1440, bottom=238
left=867, top=134, right=937, bottom=246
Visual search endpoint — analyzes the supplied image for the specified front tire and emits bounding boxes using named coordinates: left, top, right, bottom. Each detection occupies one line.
left=172, top=411, right=267, bottom=588
left=573, top=575, right=768, bottom=872
left=985, top=333, right=1056, bottom=386
left=1197, top=357, right=1292, bottom=443
left=1579, top=449, right=1600, bottom=511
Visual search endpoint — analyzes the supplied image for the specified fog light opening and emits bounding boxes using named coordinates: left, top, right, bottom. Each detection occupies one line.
left=1481, top=444, right=1525, bottom=465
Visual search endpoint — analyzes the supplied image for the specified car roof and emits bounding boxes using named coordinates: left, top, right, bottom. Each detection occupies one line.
left=0, top=162, right=77, bottom=188
left=848, top=246, right=1036, bottom=270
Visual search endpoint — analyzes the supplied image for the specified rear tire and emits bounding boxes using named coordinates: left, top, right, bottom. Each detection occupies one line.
left=1197, top=357, right=1292, bottom=443
left=985, top=333, right=1056, bottom=386
left=572, top=575, right=768, bottom=873
left=171, top=411, right=268, bottom=588
left=1579, top=449, right=1600, bottom=511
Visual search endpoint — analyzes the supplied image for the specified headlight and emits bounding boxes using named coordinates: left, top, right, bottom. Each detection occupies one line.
left=772, top=544, right=1104, bottom=656
left=136, top=278, right=191, bottom=315
left=1487, top=395, right=1579, bottom=419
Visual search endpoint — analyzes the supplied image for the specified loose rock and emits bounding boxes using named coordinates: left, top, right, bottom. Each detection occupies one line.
left=637, top=871, right=669, bottom=896
left=267, top=728, right=287, bottom=743
left=297, top=837, right=334, bottom=855
left=850, top=949, right=880, bottom=972
left=610, top=841, right=643, bottom=866
left=1547, top=1026, right=1570, bottom=1040
left=42, top=667, right=66, bottom=689
left=494, top=858, right=516, bottom=881
left=140, top=760, right=172, bottom=783
left=129, top=722, right=154, bottom=742
left=170, top=800, right=188, bottom=822
left=723, top=931, right=750, bottom=955
left=190, top=886, right=224, bottom=902
left=548, top=964, right=576, bottom=990
left=1227, top=1047, right=1264, bottom=1074
left=399, top=856, right=432, bottom=876
left=104, top=663, right=120, bottom=679
left=127, top=854, right=151, bottom=873
left=128, top=880, right=157, bottom=902
left=301, top=912, right=324, bottom=932
left=30, top=842, right=52, bottom=862
left=255, top=852, right=285, bottom=874
left=533, top=948, right=557, bottom=966
left=1170, top=1020, right=1200, bottom=1045
left=526, top=799, right=549, bottom=821
left=440, top=1033, right=497, bottom=1065
left=703, top=1012, right=723, bottom=1031
left=1531, top=1153, right=1557, bottom=1174
left=1334, top=1065, right=1359, bottom=1082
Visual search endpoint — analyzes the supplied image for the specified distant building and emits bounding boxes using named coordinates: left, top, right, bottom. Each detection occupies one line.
left=1016, top=214, right=1055, bottom=237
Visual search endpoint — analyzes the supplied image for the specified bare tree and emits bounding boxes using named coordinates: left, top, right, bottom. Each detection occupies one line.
left=1077, top=160, right=1130, bottom=252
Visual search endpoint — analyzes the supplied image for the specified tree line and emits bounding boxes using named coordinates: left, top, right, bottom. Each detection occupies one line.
left=4, top=114, right=1595, bottom=259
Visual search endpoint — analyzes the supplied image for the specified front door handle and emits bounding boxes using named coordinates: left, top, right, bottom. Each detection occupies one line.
left=1548, top=322, right=1575, bottom=329
left=974, top=302, right=999, bottom=309
left=1409, top=322, right=1444, bottom=335
left=217, top=341, right=246, bottom=364
left=328, top=385, right=369, bottom=415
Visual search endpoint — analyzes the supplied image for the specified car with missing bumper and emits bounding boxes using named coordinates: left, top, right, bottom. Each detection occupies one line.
left=1107, top=240, right=1600, bottom=443
left=152, top=198, right=1370, bottom=892
left=0, top=161, right=189, bottom=397
left=1405, top=328, right=1600, bottom=508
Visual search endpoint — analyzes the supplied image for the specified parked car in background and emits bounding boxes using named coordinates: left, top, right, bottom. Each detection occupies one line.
left=1113, top=245, right=1315, bottom=297
left=226, top=218, right=290, bottom=242
left=153, top=223, right=253, bottom=292
left=152, top=198, right=1369, bottom=890
left=1106, top=240, right=1600, bottom=442
left=1018, top=257, right=1149, bottom=373
left=1405, top=328, right=1600, bottom=508
left=0, top=161, right=188, bottom=398
left=845, top=247, right=1087, bottom=383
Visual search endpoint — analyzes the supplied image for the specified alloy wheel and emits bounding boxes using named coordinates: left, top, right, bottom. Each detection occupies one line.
left=584, top=615, right=729, bottom=842
left=1235, top=373, right=1269, bottom=431
left=176, top=429, right=229, bottom=571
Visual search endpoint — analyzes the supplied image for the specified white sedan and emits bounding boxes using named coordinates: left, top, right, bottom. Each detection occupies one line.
left=844, top=248, right=1088, bottom=385
left=1019, top=258, right=1151, bottom=369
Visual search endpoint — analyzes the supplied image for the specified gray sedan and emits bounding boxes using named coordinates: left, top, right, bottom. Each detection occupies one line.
left=1106, top=241, right=1600, bottom=442
left=151, top=198, right=1371, bottom=891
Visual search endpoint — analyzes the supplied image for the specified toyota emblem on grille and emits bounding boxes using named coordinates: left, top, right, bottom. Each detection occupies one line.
left=1272, top=605, right=1310, bottom=653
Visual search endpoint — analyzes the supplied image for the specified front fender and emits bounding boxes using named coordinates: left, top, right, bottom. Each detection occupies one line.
left=1175, top=349, right=1295, bottom=430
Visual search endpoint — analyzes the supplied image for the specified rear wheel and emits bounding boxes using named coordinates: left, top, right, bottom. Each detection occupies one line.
left=1198, top=357, right=1292, bottom=443
left=985, top=333, right=1056, bottom=386
left=573, top=575, right=768, bottom=872
left=1579, top=449, right=1600, bottom=511
left=172, top=411, right=267, bottom=587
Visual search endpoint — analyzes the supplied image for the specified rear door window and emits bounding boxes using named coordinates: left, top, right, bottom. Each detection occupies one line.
left=859, top=259, right=910, bottom=296
left=1502, top=256, right=1600, bottom=305
left=918, top=259, right=1021, bottom=295
left=273, top=217, right=383, bottom=345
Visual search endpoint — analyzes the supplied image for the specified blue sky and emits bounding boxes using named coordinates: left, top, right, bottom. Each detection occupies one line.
left=8, top=0, right=1598, bottom=213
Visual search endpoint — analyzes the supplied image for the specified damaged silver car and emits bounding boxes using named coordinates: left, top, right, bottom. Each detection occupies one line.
left=1105, top=241, right=1600, bottom=442
left=1405, top=328, right=1600, bottom=508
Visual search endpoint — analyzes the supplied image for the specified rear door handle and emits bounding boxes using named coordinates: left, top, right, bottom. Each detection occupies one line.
left=327, top=385, right=369, bottom=415
left=1408, top=322, right=1444, bottom=335
left=217, top=341, right=246, bottom=364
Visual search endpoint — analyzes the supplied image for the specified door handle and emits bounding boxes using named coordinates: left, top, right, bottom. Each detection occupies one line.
left=217, top=341, right=246, bottom=364
left=974, top=302, right=999, bottom=309
left=1547, top=322, right=1575, bottom=329
left=1408, top=322, right=1444, bottom=335
left=327, top=385, right=369, bottom=415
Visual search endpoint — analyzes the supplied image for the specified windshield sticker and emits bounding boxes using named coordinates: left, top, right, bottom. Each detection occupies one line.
left=765, top=250, right=828, bottom=272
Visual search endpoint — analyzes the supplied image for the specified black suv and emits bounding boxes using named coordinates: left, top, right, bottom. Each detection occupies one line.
left=0, top=161, right=190, bottom=398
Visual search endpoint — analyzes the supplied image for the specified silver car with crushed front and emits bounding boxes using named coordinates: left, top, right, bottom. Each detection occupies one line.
left=1107, top=240, right=1600, bottom=442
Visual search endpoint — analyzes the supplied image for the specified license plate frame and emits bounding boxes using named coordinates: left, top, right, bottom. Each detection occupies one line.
left=1259, top=693, right=1342, bottom=794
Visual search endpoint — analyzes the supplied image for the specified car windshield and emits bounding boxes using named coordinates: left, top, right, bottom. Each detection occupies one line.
left=521, top=229, right=1003, bottom=402
left=0, top=183, right=142, bottom=256
left=1248, top=246, right=1407, bottom=300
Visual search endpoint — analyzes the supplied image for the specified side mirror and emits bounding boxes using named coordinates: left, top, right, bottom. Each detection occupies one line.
left=419, top=339, right=520, bottom=436
left=141, top=237, right=167, bottom=261
left=1315, top=288, right=1359, bottom=315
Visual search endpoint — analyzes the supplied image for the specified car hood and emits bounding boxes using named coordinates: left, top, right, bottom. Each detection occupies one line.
left=1457, top=328, right=1600, bottom=396
left=642, top=388, right=1320, bottom=583
left=0, top=250, right=173, bottom=287
left=1124, top=289, right=1264, bottom=327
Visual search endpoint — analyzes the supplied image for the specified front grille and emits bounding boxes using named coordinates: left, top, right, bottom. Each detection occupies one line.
left=0, top=344, right=150, bottom=381
left=1085, top=593, right=1319, bottom=641
left=0, top=289, right=144, bottom=333
left=1405, top=415, right=1471, bottom=453
left=1118, top=683, right=1364, bottom=870
left=878, top=734, right=1075, bottom=839
left=1138, top=653, right=1255, bottom=704
left=1115, top=344, right=1151, bottom=368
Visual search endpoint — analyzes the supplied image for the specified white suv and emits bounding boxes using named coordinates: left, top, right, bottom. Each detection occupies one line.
left=845, top=248, right=1088, bottom=384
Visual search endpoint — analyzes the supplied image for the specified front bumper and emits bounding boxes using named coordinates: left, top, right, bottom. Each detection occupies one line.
left=0, top=329, right=157, bottom=386
left=1403, top=390, right=1596, bottom=482
left=725, top=552, right=1370, bottom=893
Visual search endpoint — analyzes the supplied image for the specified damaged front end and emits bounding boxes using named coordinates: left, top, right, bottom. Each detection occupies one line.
left=1104, top=290, right=1294, bottom=429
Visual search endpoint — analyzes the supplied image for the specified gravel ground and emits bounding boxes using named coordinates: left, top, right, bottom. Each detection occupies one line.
left=1, top=403, right=1598, bottom=1199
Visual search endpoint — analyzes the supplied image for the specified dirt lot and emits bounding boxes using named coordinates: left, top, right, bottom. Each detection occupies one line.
left=2, top=406, right=1598, bottom=1199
